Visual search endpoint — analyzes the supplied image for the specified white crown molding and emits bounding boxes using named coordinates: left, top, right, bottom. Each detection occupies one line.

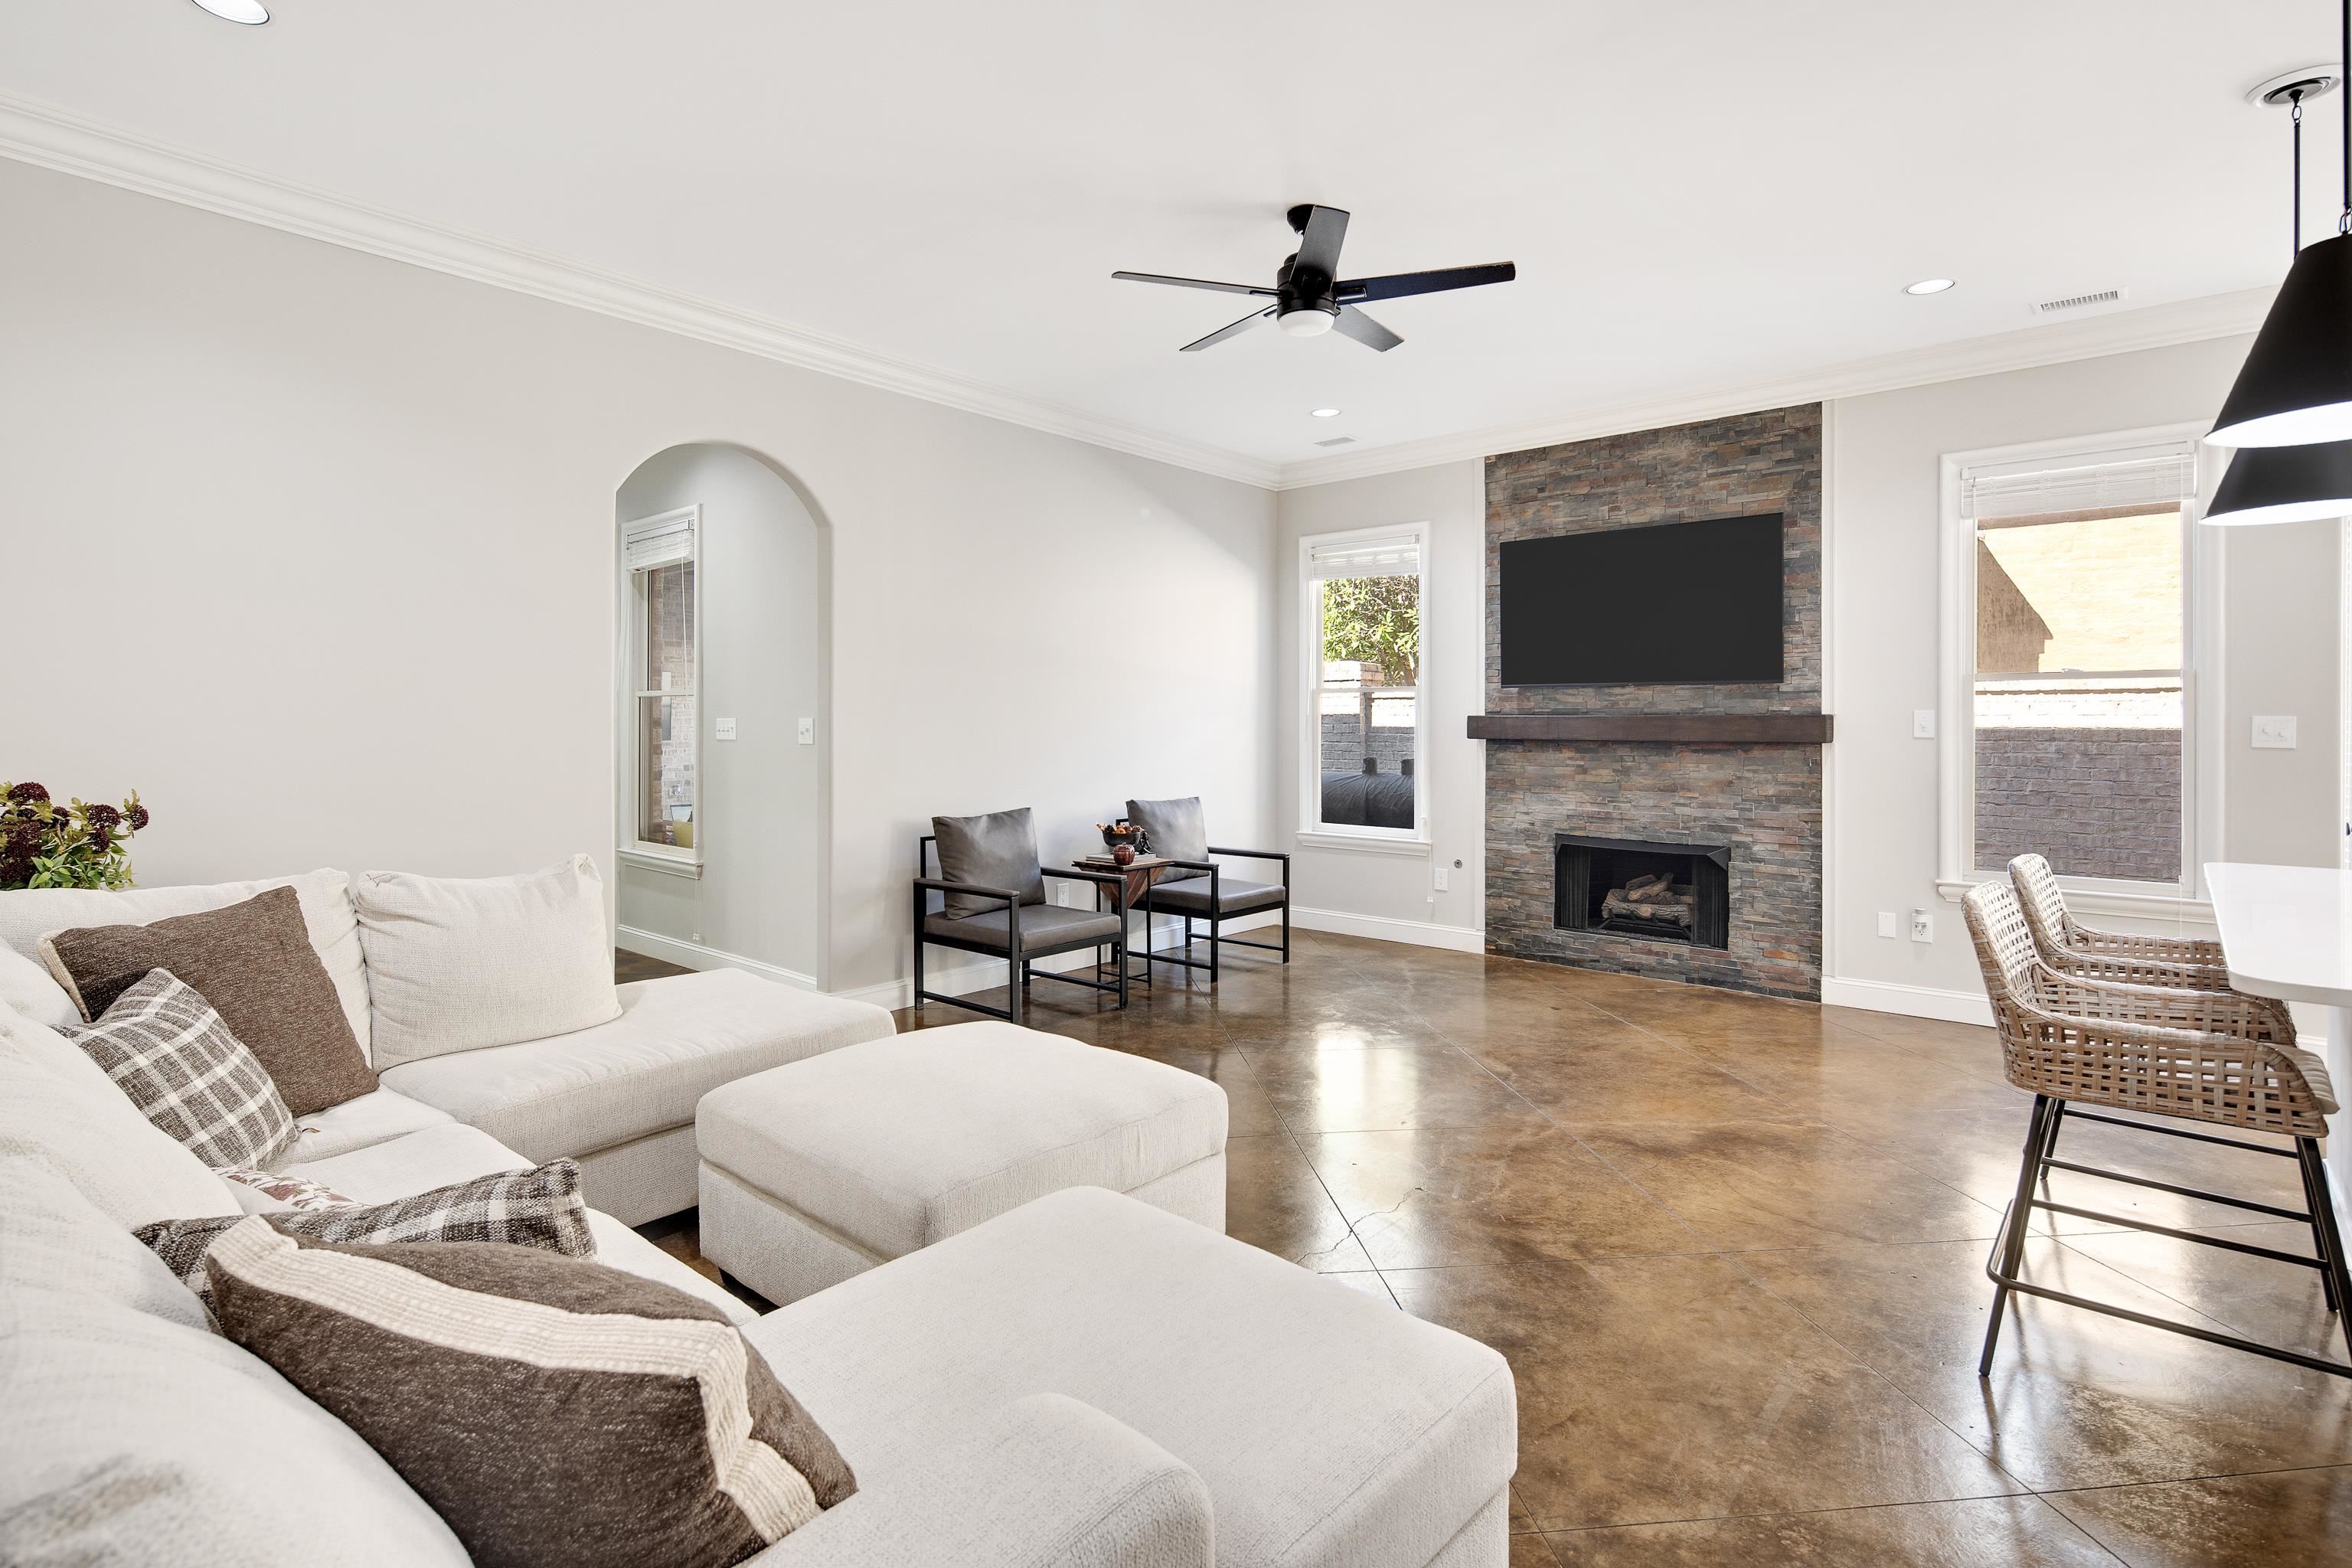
left=0, top=91, right=2272, bottom=499
left=1271, top=287, right=2274, bottom=489
left=0, top=91, right=1284, bottom=490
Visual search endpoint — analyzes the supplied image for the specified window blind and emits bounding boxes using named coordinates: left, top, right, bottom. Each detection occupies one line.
left=623, top=512, right=695, bottom=571
left=1960, top=441, right=2196, bottom=522
left=1307, top=532, right=1420, bottom=580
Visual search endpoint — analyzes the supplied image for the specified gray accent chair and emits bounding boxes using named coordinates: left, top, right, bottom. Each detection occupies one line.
left=914, top=808, right=1129, bottom=1023
left=1125, top=795, right=1291, bottom=983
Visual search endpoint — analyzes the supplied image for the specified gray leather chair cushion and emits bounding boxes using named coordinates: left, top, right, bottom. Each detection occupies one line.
left=1142, top=877, right=1285, bottom=916
left=1125, top=797, right=1209, bottom=882
left=933, top=808, right=1047, bottom=918
left=922, top=904, right=1124, bottom=952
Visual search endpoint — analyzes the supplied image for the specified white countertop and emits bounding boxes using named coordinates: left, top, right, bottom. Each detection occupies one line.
left=2204, top=861, right=2352, bottom=1007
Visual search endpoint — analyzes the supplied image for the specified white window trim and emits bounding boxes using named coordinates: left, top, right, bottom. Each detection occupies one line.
left=1933, top=422, right=2221, bottom=923
left=620, top=504, right=704, bottom=880
left=1298, top=522, right=1431, bottom=851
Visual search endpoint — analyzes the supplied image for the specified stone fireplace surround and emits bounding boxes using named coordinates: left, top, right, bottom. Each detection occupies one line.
left=1480, top=404, right=1824, bottom=1001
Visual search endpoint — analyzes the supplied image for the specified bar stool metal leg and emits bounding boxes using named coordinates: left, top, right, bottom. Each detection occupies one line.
left=2300, top=1138, right=2352, bottom=1361
left=1981, top=1093, right=2053, bottom=1376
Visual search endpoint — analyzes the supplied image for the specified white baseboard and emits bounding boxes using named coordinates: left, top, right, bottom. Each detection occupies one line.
left=1291, top=906, right=1485, bottom=955
left=615, top=926, right=816, bottom=992
left=1819, top=975, right=1994, bottom=1027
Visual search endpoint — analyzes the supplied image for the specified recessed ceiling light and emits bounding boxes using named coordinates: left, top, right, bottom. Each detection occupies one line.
left=1311, top=407, right=1341, bottom=418
left=190, top=0, right=270, bottom=22
left=1905, top=278, right=1956, bottom=296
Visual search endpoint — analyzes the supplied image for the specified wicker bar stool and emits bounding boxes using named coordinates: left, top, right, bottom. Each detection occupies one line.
left=1962, top=879, right=2351, bottom=1378
left=2007, top=853, right=2301, bottom=1178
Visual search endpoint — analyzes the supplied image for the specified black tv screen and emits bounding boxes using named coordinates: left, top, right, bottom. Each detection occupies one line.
left=1498, top=514, right=1785, bottom=686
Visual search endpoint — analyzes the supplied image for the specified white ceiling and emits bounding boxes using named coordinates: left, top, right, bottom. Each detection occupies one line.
left=0, top=2, right=2334, bottom=479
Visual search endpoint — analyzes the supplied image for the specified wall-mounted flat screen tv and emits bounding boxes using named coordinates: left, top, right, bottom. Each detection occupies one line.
left=1498, top=513, right=1785, bottom=686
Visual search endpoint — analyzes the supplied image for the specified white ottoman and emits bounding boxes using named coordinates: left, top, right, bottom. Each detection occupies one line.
left=695, top=1021, right=1228, bottom=1305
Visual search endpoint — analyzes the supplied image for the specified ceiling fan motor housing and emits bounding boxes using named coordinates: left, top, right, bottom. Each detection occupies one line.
left=1274, top=251, right=1341, bottom=331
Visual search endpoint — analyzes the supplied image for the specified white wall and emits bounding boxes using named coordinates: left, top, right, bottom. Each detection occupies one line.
left=615, top=445, right=825, bottom=985
left=0, top=160, right=1277, bottom=1002
left=1273, top=460, right=1485, bottom=946
left=1826, top=335, right=2340, bottom=1014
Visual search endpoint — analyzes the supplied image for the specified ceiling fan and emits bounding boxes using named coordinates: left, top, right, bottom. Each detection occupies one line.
left=1113, top=204, right=1515, bottom=352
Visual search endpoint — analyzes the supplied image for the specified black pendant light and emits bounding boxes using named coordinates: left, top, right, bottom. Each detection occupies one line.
left=2210, top=0, right=2352, bottom=447
left=2208, top=65, right=2352, bottom=522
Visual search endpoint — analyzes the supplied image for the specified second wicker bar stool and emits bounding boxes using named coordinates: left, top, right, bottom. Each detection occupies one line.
left=1962, top=878, right=2350, bottom=1378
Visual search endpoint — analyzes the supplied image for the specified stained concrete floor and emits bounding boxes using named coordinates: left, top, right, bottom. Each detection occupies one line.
left=624, top=933, right=2352, bottom=1566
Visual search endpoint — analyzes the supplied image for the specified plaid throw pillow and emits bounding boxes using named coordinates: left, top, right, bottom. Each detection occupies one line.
left=61, top=968, right=297, bottom=1171
left=136, top=1159, right=594, bottom=1308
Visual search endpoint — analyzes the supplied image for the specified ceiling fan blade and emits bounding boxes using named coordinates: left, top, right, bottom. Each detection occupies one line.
left=1292, top=205, right=1351, bottom=280
left=1336, top=262, right=1517, bottom=303
left=1180, top=308, right=1275, bottom=352
left=1112, top=270, right=1278, bottom=298
left=1332, top=306, right=1402, bottom=352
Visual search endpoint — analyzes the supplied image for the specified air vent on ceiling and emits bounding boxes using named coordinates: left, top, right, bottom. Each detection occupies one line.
left=1314, top=435, right=1357, bottom=447
left=2030, top=286, right=2128, bottom=319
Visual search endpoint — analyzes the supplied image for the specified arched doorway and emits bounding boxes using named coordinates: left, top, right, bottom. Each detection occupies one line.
left=612, top=443, right=828, bottom=988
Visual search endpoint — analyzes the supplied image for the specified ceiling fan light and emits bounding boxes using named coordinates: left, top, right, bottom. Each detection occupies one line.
left=1277, top=308, right=1337, bottom=338
left=2209, top=233, right=2352, bottom=447
left=189, top=0, right=270, bottom=21
left=2203, top=439, right=2352, bottom=524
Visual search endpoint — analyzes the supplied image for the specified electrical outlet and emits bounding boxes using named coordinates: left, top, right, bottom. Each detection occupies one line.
left=690, top=931, right=701, bottom=944
left=2252, top=715, right=2298, bottom=750
left=1877, top=910, right=1899, bottom=939
left=797, top=717, right=815, bottom=746
left=1909, top=909, right=1932, bottom=943
left=1432, top=867, right=1449, bottom=891
left=1913, top=710, right=1936, bottom=740
left=714, top=717, right=737, bottom=741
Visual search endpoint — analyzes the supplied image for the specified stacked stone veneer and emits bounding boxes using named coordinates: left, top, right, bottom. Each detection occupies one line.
left=1483, top=404, right=1824, bottom=999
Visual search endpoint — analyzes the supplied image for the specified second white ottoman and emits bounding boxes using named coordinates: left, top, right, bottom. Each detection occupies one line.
left=695, top=1021, right=1228, bottom=1305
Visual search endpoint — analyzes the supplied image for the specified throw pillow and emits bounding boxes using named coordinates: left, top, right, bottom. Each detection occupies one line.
left=61, top=969, right=298, bottom=1171
left=353, top=855, right=621, bottom=1070
left=1125, top=796, right=1210, bottom=881
left=204, top=1217, right=857, bottom=1568
left=217, top=1168, right=360, bottom=1211
left=930, top=807, right=1046, bottom=918
left=136, top=1159, right=593, bottom=1309
left=40, top=886, right=378, bottom=1116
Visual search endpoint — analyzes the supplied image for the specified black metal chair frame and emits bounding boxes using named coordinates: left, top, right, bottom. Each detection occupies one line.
left=1980, top=1094, right=2352, bottom=1379
left=911, top=835, right=1129, bottom=1024
left=1137, top=847, right=1291, bottom=984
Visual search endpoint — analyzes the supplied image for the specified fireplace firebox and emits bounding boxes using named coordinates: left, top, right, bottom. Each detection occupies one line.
left=1553, top=833, right=1730, bottom=950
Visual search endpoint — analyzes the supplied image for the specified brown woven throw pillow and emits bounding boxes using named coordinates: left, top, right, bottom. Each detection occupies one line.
left=204, top=1217, right=857, bottom=1568
left=41, top=886, right=377, bottom=1116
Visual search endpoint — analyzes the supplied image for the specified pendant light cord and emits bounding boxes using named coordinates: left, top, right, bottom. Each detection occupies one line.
left=2341, top=0, right=2349, bottom=230
left=2295, top=90, right=2307, bottom=253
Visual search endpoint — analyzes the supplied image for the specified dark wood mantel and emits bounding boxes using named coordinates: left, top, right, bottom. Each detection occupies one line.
left=1467, top=713, right=1834, bottom=745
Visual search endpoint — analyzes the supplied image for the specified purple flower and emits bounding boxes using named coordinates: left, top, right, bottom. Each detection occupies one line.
left=128, top=803, right=150, bottom=831
left=6, top=782, right=48, bottom=805
left=83, top=802, right=122, bottom=830
left=88, top=826, right=113, bottom=854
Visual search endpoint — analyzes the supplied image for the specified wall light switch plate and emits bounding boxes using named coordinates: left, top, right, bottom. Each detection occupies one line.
left=2252, top=715, right=2298, bottom=750
left=1877, top=911, right=1899, bottom=939
left=1432, top=867, right=1449, bottom=891
left=796, top=717, right=815, bottom=746
left=1910, top=909, right=1933, bottom=943
left=1913, top=710, right=1936, bottom=740
left=714, top=718, right=737, bottom=741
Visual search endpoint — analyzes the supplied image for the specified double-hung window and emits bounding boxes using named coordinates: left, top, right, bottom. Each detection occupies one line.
left=1941, top=433, right=2206, bottom=900
left=623, top=506, right=701, bottom=875
left=1302, top=526, right=1427, bottom=844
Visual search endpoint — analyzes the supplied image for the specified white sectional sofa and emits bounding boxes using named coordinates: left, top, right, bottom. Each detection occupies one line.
left=0, top=871, right=897, bottom=1222
left=0, top=870, right=1517, bottom=1566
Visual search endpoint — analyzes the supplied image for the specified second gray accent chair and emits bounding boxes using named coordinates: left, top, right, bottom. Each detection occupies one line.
left=914, top=808, right=1129, bottom=1022
left=1125, top=795, right=1291, bottom=981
